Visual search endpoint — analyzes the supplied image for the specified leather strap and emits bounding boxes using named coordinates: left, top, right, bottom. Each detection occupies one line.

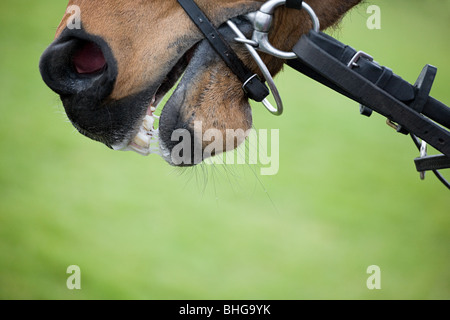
left=415, top=155, right=450, bottom=172
left=177, top=0, right=269, bottom=102
left=287, top=30, right=450, bottom=157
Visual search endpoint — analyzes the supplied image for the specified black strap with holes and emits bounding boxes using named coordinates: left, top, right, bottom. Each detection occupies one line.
left=177, top=0, right=269, bottom=102
left=415, top=154, right=450, bottom=172
left=287, top=30, right=450, bottom=188
left=287, top=30, right=450, bottom=158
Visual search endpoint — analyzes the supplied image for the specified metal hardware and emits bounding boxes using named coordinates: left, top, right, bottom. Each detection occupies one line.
left=226, top=0, right=321, bottom=115
left=248, top=0, right=320, bottom=60
left=386, top=119, right=400, bottom=131
left=347, top=51, right=374, bottom=68
left=419, top=140, right=428, bottom=180
left=227, top=20, right=283, bottom=115
left=233, top=37, right=259, bottom=47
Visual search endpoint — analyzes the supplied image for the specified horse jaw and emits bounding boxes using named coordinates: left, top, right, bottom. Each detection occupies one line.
left=118, top=20, right=253, bottom=166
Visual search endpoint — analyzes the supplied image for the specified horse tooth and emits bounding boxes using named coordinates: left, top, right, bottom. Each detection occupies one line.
left=133, top=131, right=151, bottom=148
left=143, top=115, right=155, bottom=131
left=129, top=144, right=150, bottom=156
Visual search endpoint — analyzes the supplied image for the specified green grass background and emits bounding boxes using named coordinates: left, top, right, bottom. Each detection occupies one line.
left=0, top=0, right=449, bottom=299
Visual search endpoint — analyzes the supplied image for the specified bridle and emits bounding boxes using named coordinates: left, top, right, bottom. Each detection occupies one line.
left=178, top=0, right=450, bottom=189
left=178, top=0, right=314, bottom=115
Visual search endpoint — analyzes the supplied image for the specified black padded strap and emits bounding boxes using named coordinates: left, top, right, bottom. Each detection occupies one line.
left=287, top=30, right=450, bottom=157
left=290, top=31, right=416, bottom=102
left=177, top=0, right=269, bottom=102
left=288, top=32, right=450, bottom=131
left=415, top=154, right=450, bottom=172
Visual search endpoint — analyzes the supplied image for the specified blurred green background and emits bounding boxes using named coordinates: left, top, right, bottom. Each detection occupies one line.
left=0, top=0, right=449, bottom=300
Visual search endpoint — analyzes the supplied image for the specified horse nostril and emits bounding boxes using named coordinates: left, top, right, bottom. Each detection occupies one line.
left=72, top=41, right=107, bottom=74
left=40, top=31, right=117, bottom=99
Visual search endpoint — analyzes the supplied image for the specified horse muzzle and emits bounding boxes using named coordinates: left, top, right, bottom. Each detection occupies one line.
left=39, top=27, right=137, bottom=146
left=40, top=27, right=116, bottom=98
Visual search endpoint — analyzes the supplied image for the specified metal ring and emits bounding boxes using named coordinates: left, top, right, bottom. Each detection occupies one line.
left=251, top=0, right=320, bottom=60
left=227, top=20, right=283, bottom=115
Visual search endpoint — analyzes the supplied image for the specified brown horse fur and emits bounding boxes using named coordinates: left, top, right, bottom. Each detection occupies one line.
left=42, top=0, right=361, bottom=165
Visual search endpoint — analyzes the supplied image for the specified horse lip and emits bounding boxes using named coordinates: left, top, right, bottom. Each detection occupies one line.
left=115, top=18, right=253, bottom=158
left=152, top=42, right=199, bottom=110
left=111, top=42, right=200, bottom=153
left=156, top=18, right=255, bottom=165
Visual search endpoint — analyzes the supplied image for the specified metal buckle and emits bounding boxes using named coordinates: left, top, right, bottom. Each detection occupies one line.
left=248, top=0, right=320, bottom=60
left=227, top=20, right=283, bottom=115
left=242, top=74, right=260, bottom=92
left=419, top=140, right=428, bottom=180
left=349, top=51, right=374, bottom=117
left=347, top=51, right=374, bottom=68
left=228, top=0, right=321, bottom=115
